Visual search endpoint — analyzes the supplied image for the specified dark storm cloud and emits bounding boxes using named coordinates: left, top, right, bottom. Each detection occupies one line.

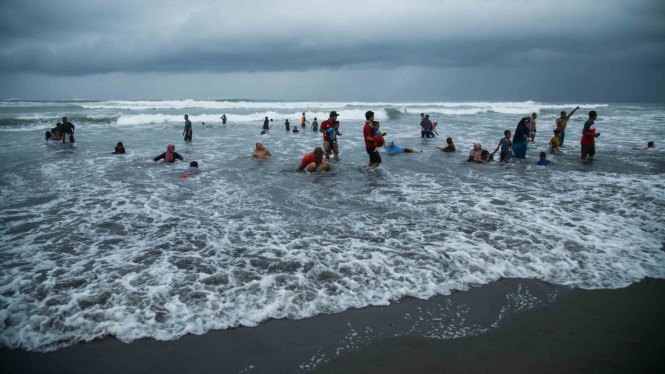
left=0, top=0, right=663, bottom=76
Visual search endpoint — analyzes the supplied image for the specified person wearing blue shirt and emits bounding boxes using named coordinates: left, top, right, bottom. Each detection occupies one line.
left=536, top=152, right=552, bottom=166
left=385, top=140, right=422, bottom=154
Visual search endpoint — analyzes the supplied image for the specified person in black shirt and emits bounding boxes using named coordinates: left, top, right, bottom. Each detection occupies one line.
left=61, top=117, right=75, bottom=143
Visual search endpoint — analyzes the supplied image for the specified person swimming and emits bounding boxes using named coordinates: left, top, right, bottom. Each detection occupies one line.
left=153, top=144, right=183, bottom=163
left=252, top=142, right=272, bottom=159
left=385, top=140, right=422, bottom=153
left=435, top=137, right=456, bottom=152
left=642, top=142, right=655, bottom=150
left=182, top=161, right=201, bottom=177
left=113, top=142, right=125, bottom=154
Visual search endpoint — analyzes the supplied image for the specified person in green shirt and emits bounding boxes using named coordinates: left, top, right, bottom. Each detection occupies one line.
left=183, top=114, right=192, bottom=141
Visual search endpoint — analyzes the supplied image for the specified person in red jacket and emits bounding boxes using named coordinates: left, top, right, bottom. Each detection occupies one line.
left=581, top=110, right=600, bottom=160
left=319, top=111, right=339, bottom=159
left=298, top=147, right=330, bottom=172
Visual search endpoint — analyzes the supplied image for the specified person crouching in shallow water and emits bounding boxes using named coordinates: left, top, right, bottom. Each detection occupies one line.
left=298, top=147, right=329, bottom=172
left=642, top=142, right=655, bottom=150
left=182, top=161, right=201, bottom=176
left=153, top=144, right=183, bottom=163
left=435, top=137, right=456, bottom=152
left=252, top=142, right=272, bottom=159
left=113, top=142, right=125, bottom=154
left=468, top=142, right=487, bottom=163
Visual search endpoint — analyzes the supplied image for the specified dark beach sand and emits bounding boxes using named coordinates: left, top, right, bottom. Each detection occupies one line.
left=1, top=278, right=663, bottom=373
left=315, top=278, right=665, bottom=374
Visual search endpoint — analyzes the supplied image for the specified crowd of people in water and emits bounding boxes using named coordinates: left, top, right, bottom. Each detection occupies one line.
left=45, top=108, right=656, bottom=175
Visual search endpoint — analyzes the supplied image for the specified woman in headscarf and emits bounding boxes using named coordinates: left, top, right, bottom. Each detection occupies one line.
left=153, top=144, right=184, bottom=163
left=468, top=142, right=485, bottom=163
left=436, top=137, right=456, bottom=152
left=252, top=142, right=272, bottom=159
left=262, top=116, right=270, bottom=130
left=512, top=117, right=531, bottom=159
left=430, top=120, right=439, bottom=137
left=385, top=140, right=422, bottom=154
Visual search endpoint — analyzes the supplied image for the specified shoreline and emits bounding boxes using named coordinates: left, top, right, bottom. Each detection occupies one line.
left=1, top=278, right=663, bottom=373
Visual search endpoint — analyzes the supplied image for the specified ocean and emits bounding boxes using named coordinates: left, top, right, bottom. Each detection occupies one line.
left=1, top=100, right=664, bottom=352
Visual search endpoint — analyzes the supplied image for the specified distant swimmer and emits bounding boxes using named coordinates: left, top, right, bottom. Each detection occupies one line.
left=183, top=114, right=192, bottom=141
left=642, top=142, right=655, bottom=150
left=385, top=140, right=422, bottom=154
left=512, top=117, right=531, bottom=159
left=252, top=142, right=272, bottom=159
left=363, top=111, right=381, bottom=168
left=181, top=161, right=200, bottom=178
left=153, top=144, right=184, bottom=163
left=263, top=116, right=270, bottom=130
left=311, top=117, right=318, bottom=132
left=222, top=114, right=227, bottom=124
left=202, top=122, right=205, bottom=126
left=420, top=114, right=432, bottom=138
left=435, top=137, right=456, bottom=152
left=61, top=117, right=75, bottom=143
left=301, top=112, right=309, bottom=128
left=581, top=110, right=600, bottom=160
left=285, top=119, right=290, bottom=131
left=320, top=111, right=339, bottom=159
left=492, top=130, right=514, bottom=163
left=555, top=106, right=579, bottom=146
left=298, top=147, right=330, bottom=172
left=530, top=113, right=538, bottom=141
left=537, top=152, right=552, bottom=166
left=113, top=142, right=126, bottom=154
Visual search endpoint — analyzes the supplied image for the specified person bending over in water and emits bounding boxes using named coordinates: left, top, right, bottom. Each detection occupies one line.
left=555, top=106, right=579, bottom=146
left=252, top=142, right=272, bottom=159
left=642, top=142, right=655, bottom=150
left=153, top=144, right=183, bottom=163
left=113, top=142, right=126, bottom=154
left=549, top=130, right=561, bottom=154
left=537, top=152, right=552, bottom=166
left=182, top=161, right=201, bottom=177
left=298, top=147, right=330, bottom=172
left=45, top=131, right=52, bottom=144
left=468, top=142, right=486, bottom=163
left=492, top=130, right=514, bottom=163
left=435, top=137, right=456, bottom=152
left=385, top=140, right=422, bottom=154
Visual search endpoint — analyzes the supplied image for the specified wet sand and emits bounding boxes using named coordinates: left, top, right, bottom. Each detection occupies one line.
left=1, top=278, right=663, bottom=373
left=315, top=278, right=665, bottom=374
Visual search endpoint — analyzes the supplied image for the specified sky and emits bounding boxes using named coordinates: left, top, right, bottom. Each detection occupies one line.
left=0, top=0, right=663, bottom=102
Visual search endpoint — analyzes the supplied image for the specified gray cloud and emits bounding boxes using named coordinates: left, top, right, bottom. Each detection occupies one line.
left=0, top=0, right=663, bottom=101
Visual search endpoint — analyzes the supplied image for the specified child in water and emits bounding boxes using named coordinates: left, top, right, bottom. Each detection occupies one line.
left=492, top=130, right=514, bottom=162
left=537, top=152, right=552, bottom=166
left=642, top=142, right=655, bottom=150
left=182, top=161, right=201, bottom=177
left=326, top=121, right=342, bottom=155
left=45, top=131, right=52, bottom=144
left=549, top=130, right=561, bottom=154
left=372, top=121, right=387, bottom=151
left=113, top=142, right=125, bottom=154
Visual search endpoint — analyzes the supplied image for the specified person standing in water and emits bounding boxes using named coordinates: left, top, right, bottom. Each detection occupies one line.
left=555, top=106, right=579, bottom=146
left=530, top=113, right=537, bottom=141
left=420, top=114, right=432, bottom=138
left=301, top=112, right=309, bottom=128
left=581, top=110, right=600, bottom=160
left=222, top=114, right=227, bottom=124
left=285, top=119, right=290, bottom=131
left=311, top=117, right=318, bottom=132
left=512, top=117, right=531, bottom=159
left=183, top=114, right=192, bottom=141
left=363, top=111, right=381, bottom=168
left=263, top=116, right=270, bottom=131
left=61, top=117, right=75, bottom=143
left=320, top=111, right=339, bottom=159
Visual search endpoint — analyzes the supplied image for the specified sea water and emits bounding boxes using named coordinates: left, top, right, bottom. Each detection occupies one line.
left=0, top=100, right=663, bottom=351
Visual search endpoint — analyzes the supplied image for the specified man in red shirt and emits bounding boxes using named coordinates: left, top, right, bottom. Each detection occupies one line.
left=319, top=111, right=339, bottom=159
left=363, top=111, right=381, bottom=168
left=298, top=147, right=330, bottom=172
left=581, top=110, right=600, bottom=160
